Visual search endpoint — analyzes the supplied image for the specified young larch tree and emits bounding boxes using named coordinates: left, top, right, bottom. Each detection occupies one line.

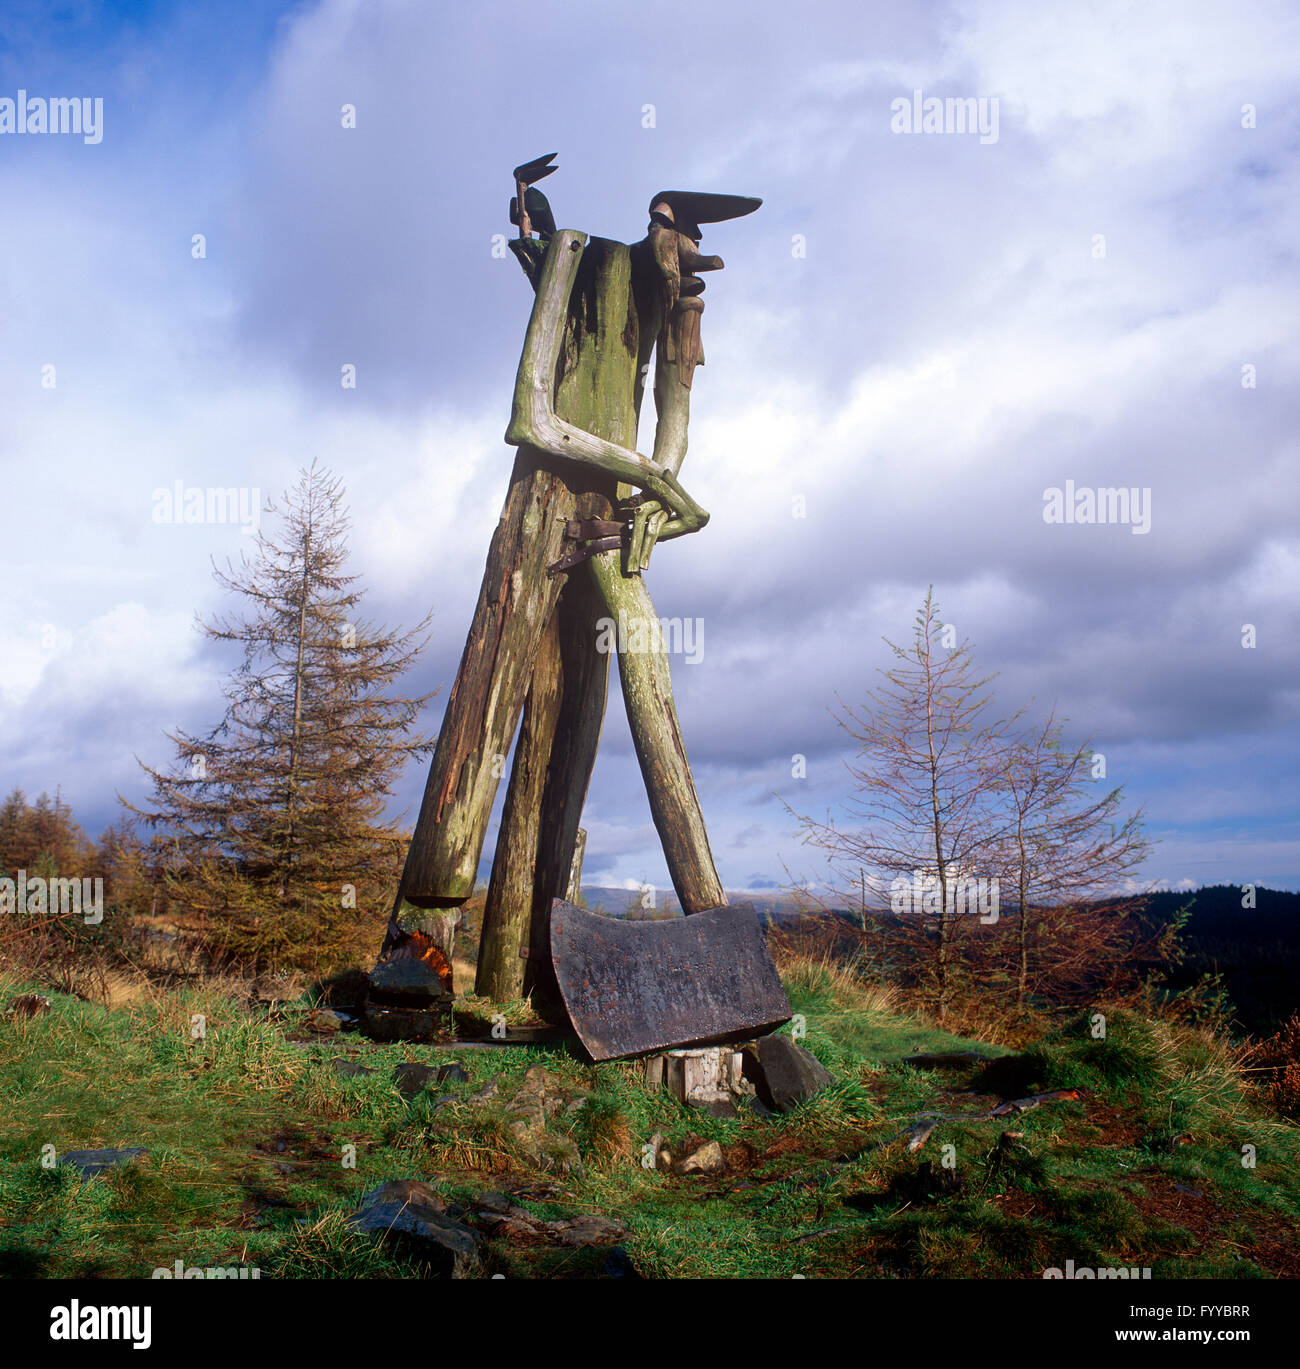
left=792, top=589, right=1019, bottom=1021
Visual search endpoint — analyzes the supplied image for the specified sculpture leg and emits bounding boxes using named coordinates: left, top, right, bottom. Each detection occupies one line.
left=476, top=567, right=612, bottom=1006
left=587, top=549, right=725, bottom=915
left=474, top=605, right=564, bottom=1001
left=384, top=447, right=574, bottom=956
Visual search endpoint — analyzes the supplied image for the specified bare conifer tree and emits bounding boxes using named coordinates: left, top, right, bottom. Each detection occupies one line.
left=791, top=589, right=1018, bottom=1020
left=995, top=710, right=1151, bottom=1007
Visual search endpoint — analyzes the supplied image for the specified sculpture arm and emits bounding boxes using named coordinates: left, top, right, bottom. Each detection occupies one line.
left=504, top=230, right=709, bottom=537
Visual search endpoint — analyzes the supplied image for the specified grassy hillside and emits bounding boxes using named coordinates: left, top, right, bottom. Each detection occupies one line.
left=2, top=957, right=1296, bottom=1280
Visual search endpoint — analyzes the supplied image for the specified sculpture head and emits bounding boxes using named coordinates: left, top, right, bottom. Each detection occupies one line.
left=645, top=192, right=761, bottom=386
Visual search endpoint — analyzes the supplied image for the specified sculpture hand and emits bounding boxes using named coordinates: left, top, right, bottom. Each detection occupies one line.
left=654, top=471, right=709, bottom=540
left=628, top=499, right=671, bottom=572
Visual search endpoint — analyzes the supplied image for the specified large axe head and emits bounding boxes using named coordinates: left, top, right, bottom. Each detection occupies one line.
left=548, top=899, right=791, bottom=1061
left=647, top=190, right=762, bottom=241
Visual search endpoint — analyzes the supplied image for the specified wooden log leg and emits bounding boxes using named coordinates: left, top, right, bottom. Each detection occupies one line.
left=524, top=567, right=611, bottom=1012
left=471, top=563, right=613, bottom=1008
left=587, top=550, right=725, bottom=915
left=389, top=449, right=573, bottom=942
left=474, top=606, right=564, bottom=1001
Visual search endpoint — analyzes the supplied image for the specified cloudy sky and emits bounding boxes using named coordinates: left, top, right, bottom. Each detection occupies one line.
left=2, top=0, right=1297, bottom=899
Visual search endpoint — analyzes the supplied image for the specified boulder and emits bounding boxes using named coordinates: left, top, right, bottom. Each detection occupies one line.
left=742, top=1036, right=835, bottom=1113
left=303, top=1008, right=345, bottom=1034
left=547, top=1214, right=626, bottom=1247
left=393, top=1062, right=439, bottom=1100
left=675, top=1138, right=725, bottom=1175
left=59, top=1147, right=147, bottom=1179
left=502, top=1066, right=587, bottom=1174
left=349, top=1180, right=483, bottom=1278
left=361, top=1002, right=452, bottom=1043
left=330, top=1057, right=377, bottom=1078
left=367, top=957, right=449, bottom=1006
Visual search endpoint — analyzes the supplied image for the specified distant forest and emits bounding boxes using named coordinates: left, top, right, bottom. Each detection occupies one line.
left=1132, top=885, right=1300, bottom=1036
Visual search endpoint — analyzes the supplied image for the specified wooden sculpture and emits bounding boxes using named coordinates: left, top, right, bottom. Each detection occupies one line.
left=368, top=156, right=776, bottom=1039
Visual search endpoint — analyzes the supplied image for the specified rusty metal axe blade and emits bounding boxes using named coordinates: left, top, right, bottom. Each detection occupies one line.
left=548, top=898, right=792, bottom=1062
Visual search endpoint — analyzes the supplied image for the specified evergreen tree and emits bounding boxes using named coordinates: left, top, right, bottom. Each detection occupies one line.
left=128, top=464, right=433, bottom=973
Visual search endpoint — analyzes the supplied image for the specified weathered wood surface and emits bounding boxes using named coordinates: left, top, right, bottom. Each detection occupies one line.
left=481, top=239, right=640, bottom=1002
left=392, top=219, right=732, bottom=999
left=482, top=234, right=728, bottom=1000
left=473, top=609, right=563, bottom=1000
left=587, top=552, right=725, bottom=914
left=564, top=826, right=587, bottom=903
left=394, top=234, right=625, bottom=924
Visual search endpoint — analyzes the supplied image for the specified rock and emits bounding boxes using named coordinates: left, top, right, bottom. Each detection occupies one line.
left=742, top=1035, right=835, bottom=1113
left=536, top=1137, right=583, bottom=1174
left=675, top=1138, right=725, bottom=1175
left=546, top=1214, right=626, bottom=1247
left=330, top=1057, right=377, bottom=1078
left=59, top=1147, right=147, bottom=1179
left=367, top=957, right=450, bottom=1006
left=503, top=1065, right=588, bottom=1172
left=349, top=1180, right=483, bottom=1278
left=473, top=1191, right=514, bottom=1215
left=388, top=1060, right=470, bottom=1102
left=303, top=1008, right=345, bottom=1034
left=475, top=1200, right=546, bottom=1239
left=648, top=1047, right=751, bottom=1110
left=6, top=993, right=52, bottom=1017
left=393, top=1062, right=439, bottom=1100
left=361, top=1002, right=452, bottom=1043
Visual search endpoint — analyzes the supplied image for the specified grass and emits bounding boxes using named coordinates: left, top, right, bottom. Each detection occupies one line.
left=1, top=961, right=1297, bottom=1279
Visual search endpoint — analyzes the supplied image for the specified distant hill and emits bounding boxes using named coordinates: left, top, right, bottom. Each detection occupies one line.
left=573, top=886, right=844, bottom=919
left=1135, top=885, right=1299, bottom=1037
left=570, top=883, right=1299, bottom=1036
